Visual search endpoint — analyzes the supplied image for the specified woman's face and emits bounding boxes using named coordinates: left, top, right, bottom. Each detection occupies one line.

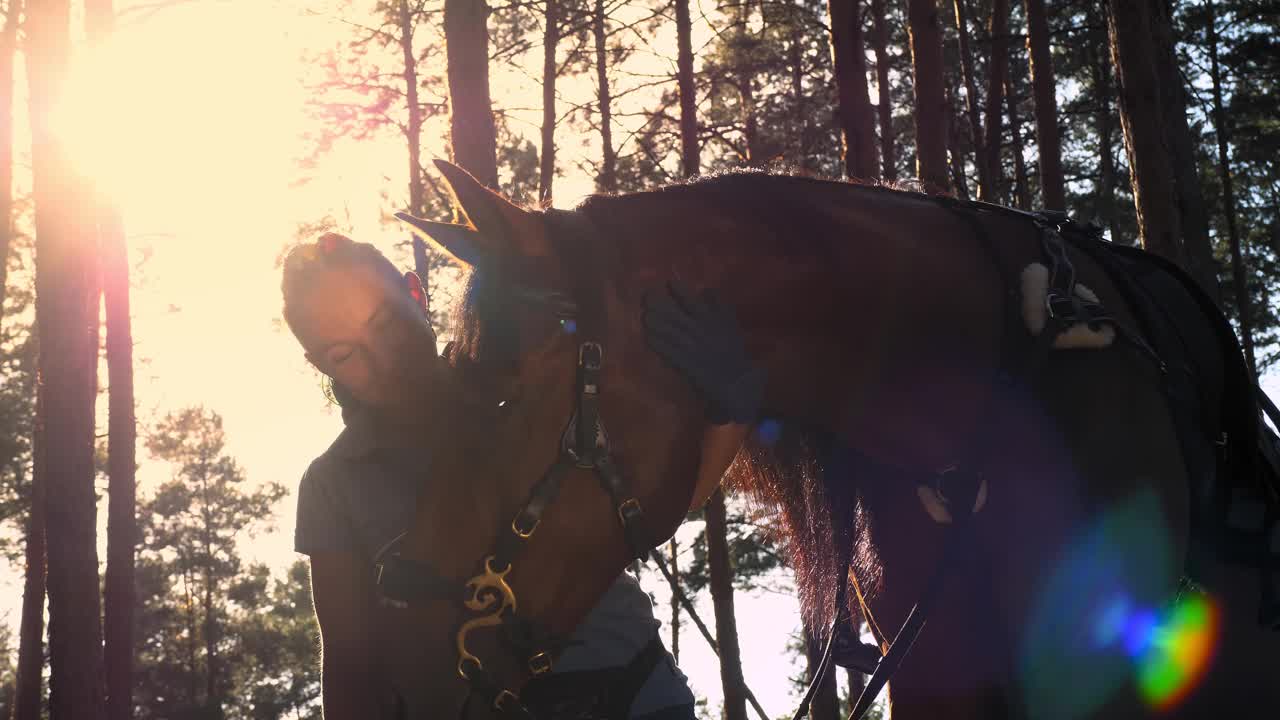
left=292, top=262, right=439, bottom=413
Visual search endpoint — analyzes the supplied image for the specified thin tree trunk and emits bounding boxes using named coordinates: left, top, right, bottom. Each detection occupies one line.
left=675, top=0, right=698, bottom=177
left=945, top=79, right=971, bottom=200
left=727, top=1, right=758, bottom=164
left=1023, top=0, right=1064, bottom=209
left=0, top=0, right=18, bottom=328
left=789, top=14, right=811, bottom=170
left=952, top=0, right=989, bottom=196
left=101, top=200, right=136, bottom=720
left=829, top=0, right=878, bottom=179
left=444, top=0, right=499, bottom=188
left=1206, top=0, right=1255, bottom=374
left=83, top=5, right=138, bottom=718
left=669, top=537, right=680, bottom=662
left=1107, top=0, right=1185, bottom=265
left=846, top=666, right=866, bottom=716
left=802, top=619, right=840, bottom=720
left=396, top=0, right=430, bottom=294
left=203, top=573, right=219, bottom=716
left=28, top=0, right=107, bottom=716
left=869, top=0, right=895, bottom=180
left=705, top=489, right=747, bottom=720
left=981, top=0, right=1009, bottom=203
left=1005, top=70, right=1030, bottom=209
left=183, top=565, right=198, bottom=705
left=539, top=0, right=559, bottom=203
left=906, top=0, right=950, bottom=192
left=1151, top=0, right=1221, bottom=302
left=1087, top=2, right=1122, bottom=244
left=592, top=0, right=616, bottom=192
left=13, top=393, right=45, bottom=720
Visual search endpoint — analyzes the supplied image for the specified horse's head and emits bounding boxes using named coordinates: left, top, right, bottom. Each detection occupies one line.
left=385, top=161, right=727, bottom=714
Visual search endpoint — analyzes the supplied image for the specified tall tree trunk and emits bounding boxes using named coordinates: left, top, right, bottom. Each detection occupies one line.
left=13, top=394, right=45, bottom=720
left=1206, top=0, right=1255, bottom=374
left=829, top=0, right=878, bottom=179
left=846, top=666, right=866, bottom=717
left=1005, top=70, right=1030, bottom=209
left=906, top=0, right=950, bottom=192
left=539, top=0, right=560, bottom=203
left=1023, top=0, right=1064, bottom=209
left=83, top=5, right=138, bottom=718
left=704, top=489, right=747, bottom=720
left=952, top=0, right=989, bottom=196
left=396, top=0, right=431, bottom=294
left=203, top=573, right=219, bottom=716
left=28, top=0, right=107, bottom=717
left=1107, top=0, right=1185, bottom=265
left=668, top=537, right=680, bottom=662
left=945, top=79, right=971, bottom=200
left=802, top=619, right=840, bottom=720
left=981, top=0, right=1009, bottom=202
left=592, top=0, right=616, bottom=192
left=0, top=0, right=17, bottom=327
left=1087, top=2, right=1122, bottom=244
left=100, top=200, right=135, bottom=720
left=1151, top=0, right=1221, bottom=302
left=182, top=566, right=198, bottom=705
left=789, top=13, right=811, bottom=170
left=444, top=0, right=499, bottom=188
left=675, top=0, right=698, bottom=177
left=738, top=77, right=758, bottom=164
left=868, top=0, right=895, bottom=180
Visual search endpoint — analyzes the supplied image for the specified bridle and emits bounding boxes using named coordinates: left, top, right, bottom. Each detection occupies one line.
left=375, top=211, right=661, bottom=718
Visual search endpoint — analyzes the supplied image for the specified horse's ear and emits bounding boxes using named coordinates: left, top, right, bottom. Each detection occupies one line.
left=432, top=159, right=549, bottom=259
left=395, top=213, right=485, bottom=267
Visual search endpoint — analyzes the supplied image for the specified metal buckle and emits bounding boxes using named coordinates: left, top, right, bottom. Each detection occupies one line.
left=511, top=510, right=540, bottom=539
left=528, top=651, right=553, bottom=675
left=579, top=341, right=603, bottom=371
left=617, top=497, right=642, bottom=525
left=493, top=689, right=520, bottom=712
left=1045, top=292, right=1076, bottom=321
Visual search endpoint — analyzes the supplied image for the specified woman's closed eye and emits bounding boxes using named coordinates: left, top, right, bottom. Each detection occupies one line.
left=326, top=344, right=355, bottom=366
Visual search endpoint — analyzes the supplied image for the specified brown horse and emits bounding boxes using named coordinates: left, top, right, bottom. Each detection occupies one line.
left=377, top=160, right=1278, bottom=719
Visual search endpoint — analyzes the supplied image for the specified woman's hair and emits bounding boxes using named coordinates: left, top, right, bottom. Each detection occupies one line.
left=280, top=232, right=406, bottom=407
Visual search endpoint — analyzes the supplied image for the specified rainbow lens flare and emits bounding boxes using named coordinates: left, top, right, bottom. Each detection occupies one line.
left=1134, top=592, right=1219, bottom=710
left=1090, top=589, right=1220, bottom=712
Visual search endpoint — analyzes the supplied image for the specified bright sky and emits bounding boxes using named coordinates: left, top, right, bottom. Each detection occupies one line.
left=0, top=1, right=1276, bottom=717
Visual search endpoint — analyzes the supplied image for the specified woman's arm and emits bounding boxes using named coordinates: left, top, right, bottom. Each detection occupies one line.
left=309, top=552, right=394, bottom=719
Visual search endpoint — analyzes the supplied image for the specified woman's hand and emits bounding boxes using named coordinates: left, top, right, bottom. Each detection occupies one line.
left=642, top=281, right=765, bottom=425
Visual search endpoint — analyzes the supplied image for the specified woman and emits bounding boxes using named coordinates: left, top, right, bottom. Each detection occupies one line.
left=280, top=232, right=761, bottom=719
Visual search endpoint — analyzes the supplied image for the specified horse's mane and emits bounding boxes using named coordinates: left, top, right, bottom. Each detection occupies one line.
left=449, top=168, right=933, bottom=629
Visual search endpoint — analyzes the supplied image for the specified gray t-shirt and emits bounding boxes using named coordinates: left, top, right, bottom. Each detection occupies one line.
left=294, top=413, right=692, bottom=716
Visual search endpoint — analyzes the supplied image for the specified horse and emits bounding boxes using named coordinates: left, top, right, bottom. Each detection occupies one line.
left=373, top=159, right=1280, bottom=719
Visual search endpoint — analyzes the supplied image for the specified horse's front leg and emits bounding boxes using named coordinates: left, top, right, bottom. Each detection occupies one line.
left=854, top=483, right=1016, bottom=720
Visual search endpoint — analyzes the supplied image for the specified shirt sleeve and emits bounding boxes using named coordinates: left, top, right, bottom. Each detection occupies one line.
left=293, top=458, right=359, bottom=556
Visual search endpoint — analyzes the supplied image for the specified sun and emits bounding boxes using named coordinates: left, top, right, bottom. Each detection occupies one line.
left=52, top=2, right=310, bottom=222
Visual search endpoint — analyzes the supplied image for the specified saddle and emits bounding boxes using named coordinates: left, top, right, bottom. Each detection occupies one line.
left=1049, top=214, right=1280, bottom=628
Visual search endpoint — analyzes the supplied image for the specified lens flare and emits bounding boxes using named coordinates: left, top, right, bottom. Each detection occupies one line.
left=1089, top=589, right=1219, bottom=712
left=1135, top=593, right=1219, bottom=710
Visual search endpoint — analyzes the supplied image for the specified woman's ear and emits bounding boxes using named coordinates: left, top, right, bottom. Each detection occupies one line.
left=404, top=271, right=427, bottom=314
